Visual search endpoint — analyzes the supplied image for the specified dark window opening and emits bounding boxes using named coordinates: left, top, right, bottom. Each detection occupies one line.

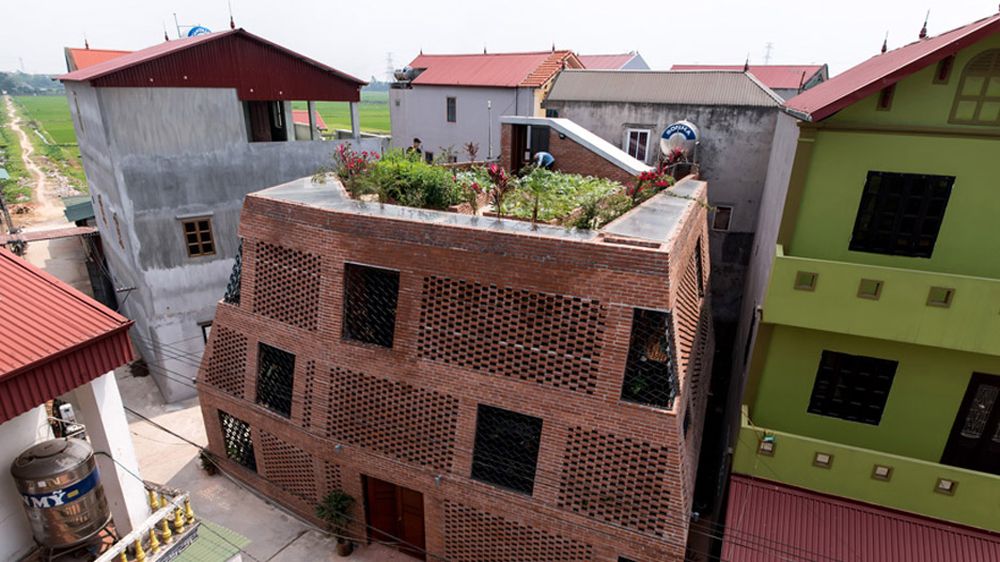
left=545, top=108, right=559, bottom=118
left=219, top=410, right=256, bottom=471
left=625, top=129, right=650, bottom=162
left=446, top=97, right=456, bottom=123
left=621, top=308, right=678, bottom=408
left=256, top=343, right=295, bottom=418
left=181, top=218, right=215, bottom=257
left=934, top=55, right=955, bottom=84
left=424, top=151, right=434, bottom=164
left=808, top=350, right=897, bottom=425
left=471, top=405, right=543, bottom=495
left=247, top=100, right=288, bottom=142
left=849, top=171, right=954, bottom=258
left=343, top=263, right=400, bottom=348
left=876, top=84, right=895, bottom=111
left=694, top=237, right=705, bottom=297
left=712, top=206, right=733, bottom=231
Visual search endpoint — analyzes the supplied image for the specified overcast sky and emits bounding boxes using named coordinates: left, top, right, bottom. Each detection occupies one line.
left=1, top=0, right=995, bottom=79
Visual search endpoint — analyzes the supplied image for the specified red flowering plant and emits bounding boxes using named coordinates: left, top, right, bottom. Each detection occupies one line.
left=452, top=170, right=486, bottom=213
left=332, top=143, right=379, bottom=192
left=628, top=164, right=675, bottom=204
left=485, top=163, right=517, bottom=217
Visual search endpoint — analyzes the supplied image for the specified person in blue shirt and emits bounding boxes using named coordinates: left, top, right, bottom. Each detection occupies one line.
left=534, top=151, right=555, bottom=170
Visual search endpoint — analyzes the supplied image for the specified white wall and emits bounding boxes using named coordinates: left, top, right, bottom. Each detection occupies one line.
left=0, top=407, right=53, bottom=561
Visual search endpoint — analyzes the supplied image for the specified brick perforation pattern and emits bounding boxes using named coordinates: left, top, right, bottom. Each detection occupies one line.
left=204, top=327, right=248, bottom=398
left=674, top=242, right=703, bottom=383
left=321, top=460, right=342, bottom=498
left=417, top=276, right=606, bottom=394
left=444, top=501, right=593, bottom=562
left=322, top=366, right=460, bottom=471
left=558, top=427, right=672, bottom=536
left=252, top=242, right=321, bottom=331
left=259, top=430, right=318, bottom=504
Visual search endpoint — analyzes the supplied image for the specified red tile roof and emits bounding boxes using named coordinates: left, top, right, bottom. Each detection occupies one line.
left=0, top=248, right=134, bottom=423
left=408, top=51, right=581, bottom=88
left=670, top=64, right=826, bottom=89
left=59, top=29, right=364, bottom=102
left=65, top=47, right=131, bottom=71
left=578, top=54, right=636, bottom=70
left=291, top=109, right=327, bottom=130
left=722, top=476, right=1000, bottom=562
left=785, top=12, right=1000, bottom=121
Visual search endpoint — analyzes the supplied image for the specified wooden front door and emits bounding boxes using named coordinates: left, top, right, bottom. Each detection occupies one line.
left=364, top=476, right=426, bottom=560
left=941, top=372, right=1000, bottom=475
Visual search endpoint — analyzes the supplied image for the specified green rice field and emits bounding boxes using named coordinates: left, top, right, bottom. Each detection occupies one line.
left=293, top=90, right=390, bottom=134
left=14, top=95, right=78, bottom=144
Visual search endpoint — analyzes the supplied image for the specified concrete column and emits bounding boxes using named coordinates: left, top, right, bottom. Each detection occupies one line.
left=307, top=100, right=317, bottom=141
left=349, top=101, right=361, bottom=140
left=72, top=371, right=150, bottom=534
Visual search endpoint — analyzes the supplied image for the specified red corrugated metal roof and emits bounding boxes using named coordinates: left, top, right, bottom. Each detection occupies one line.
left=408, top=51, right=580, bottom=88
left=291, top=109, right=326, bottom=130
left=578, top=53, right=636, bottom=70
left=59, top=29, right=364, bottom=102
left=785, top=12, right=1000, bottom=121
left=65, top=48, right=132, bottom=71
left=722, top=476, right=1000, bottom=562
left=670, top=64, right=826, bottom=89
left=0, top=248, right=134, bottom=424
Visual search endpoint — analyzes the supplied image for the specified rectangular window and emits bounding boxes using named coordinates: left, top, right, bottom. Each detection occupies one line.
left=471, top=405, right=543, bottom=495
left=621, top=308, right=677, bottom=408
left=934, top=56, right=955, bottom=84
left=219, top=410, right=256, bottom=471
left=712, top=206, right=733, bottom=231
left=446, top=97, right=456, bottom=123
left=200, top=321, right=213, bottom=344
left=256, top=343, right=295, bottom=418
left=624, top=129, right=650, bottom=163
left=545, top=108, right=559, bottom=118
left=181, top=218, right=216, bottom=257
left=876, top=84, right=895, bottom=111
left=808, top=350, right=897, bottom=425
left=246, top=100, right=288, bottom=142
left=343, top=263, right=400, bottom=348
left=849, top=171, right=954, bottom=258
left=694, top=237, right=705, bottom=297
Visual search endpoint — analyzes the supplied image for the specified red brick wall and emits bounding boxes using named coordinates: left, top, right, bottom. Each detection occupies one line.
left=198, top=185, right=711, bottom=562
left=500, top=122, right=638, bottom=184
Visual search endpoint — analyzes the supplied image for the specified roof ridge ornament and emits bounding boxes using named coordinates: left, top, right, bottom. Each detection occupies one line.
left=919, top=10, right=930, bottom=39
left=743, top=55, right=750, bottom=72
left=881, top=31, right=888, bottom=54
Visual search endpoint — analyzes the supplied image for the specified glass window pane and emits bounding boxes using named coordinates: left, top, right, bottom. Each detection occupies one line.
left=962, top=76, right=986, bottom=96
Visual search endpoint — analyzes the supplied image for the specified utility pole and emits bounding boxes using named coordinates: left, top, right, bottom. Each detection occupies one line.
left=385, top=52, right=395, bottom=83
left=764, top=42, right=774, bottom=65
left=18, top=57, right=25, bottom=73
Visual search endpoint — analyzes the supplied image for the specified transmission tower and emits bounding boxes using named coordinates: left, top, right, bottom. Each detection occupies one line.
left=763, top=42, right=774, bottom=65
left=385, top=52, right=395, bottom=83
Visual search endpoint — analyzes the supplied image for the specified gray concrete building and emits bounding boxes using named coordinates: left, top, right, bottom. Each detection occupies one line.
left=543, top=69, right=784, bottom=331
left=59, top=29, right=385, bottom=402
left=389, top=50, right=583, bottom=160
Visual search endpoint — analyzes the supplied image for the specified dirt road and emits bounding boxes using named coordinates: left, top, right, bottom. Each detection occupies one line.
left=4, top=95, right=67, bottom=226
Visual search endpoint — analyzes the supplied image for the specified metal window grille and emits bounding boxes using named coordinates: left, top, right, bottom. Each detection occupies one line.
left=255, top=343, right=295, bottom=418
left=219, top=410, right=256, bottom=471
left=849, top=172, right=954, bottom=258
left=808, top=350, right=897, bottom=425
left=223, top=240, right=242, bottom=304
left=620, top=308, right=678, bottom=408
left=471, top=405, right=543, bottom=495
left=342, top=263, right=400, bottom=347
left=181, top=218, right=216, bottom=257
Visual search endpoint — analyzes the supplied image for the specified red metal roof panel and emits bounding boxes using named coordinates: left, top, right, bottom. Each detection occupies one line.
left=291, top=109, right=327, bottom=130
left=670, top=64, right=826, bottom=89
left=784, top=12, right=1000, bottom=121
left=579, top=54, right=637, bottom=70
left=408, top=51, right=561, bottom=88
left=0, top=248, right=134, bottom=423
left=65, top=48, right=132, bottom=71
left=722, top=476, right=1000, bottom=562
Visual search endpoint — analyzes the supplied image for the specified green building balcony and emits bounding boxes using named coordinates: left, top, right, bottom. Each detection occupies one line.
left=732, top=407, right=1000, bottom=532
left=764, top=245, right=1000, bottom=356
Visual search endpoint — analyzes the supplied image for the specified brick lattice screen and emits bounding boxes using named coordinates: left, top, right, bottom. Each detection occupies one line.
left=417, top=276, right=607, bottom=394
left=558, top=427, right=672, bottom=536
left=443, top=501, right=594, bottom=561
left=322, top=366, right=460, bottom=471
left=259, top=430, right=318, bottom=504
left=204, top=327, right=248, bottom=398
left=252, top=242, right=322, bottom=331
left=301, top=360, right=316, bottom=429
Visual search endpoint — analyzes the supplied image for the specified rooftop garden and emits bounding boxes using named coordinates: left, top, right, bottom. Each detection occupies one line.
left=314, top=145, right=683, bottom=230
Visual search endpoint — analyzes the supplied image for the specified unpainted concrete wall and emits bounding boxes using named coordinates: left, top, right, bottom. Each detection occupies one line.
left=0, top=407, right=53, bottom=562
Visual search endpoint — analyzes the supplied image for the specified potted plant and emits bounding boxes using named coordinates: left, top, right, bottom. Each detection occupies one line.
left=316, top=490, right=356, bottom=556
left=198, top=450, right=218, bottom=476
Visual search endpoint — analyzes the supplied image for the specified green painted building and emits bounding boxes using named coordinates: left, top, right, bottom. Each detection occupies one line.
left=721, top=12, right=1000, bottom=561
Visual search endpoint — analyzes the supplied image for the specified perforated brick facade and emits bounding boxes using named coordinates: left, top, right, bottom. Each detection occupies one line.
left=198, top=176, right=713, bottom=562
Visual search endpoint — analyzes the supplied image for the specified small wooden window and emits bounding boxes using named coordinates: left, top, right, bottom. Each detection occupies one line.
left=446, top=97, right=456, bottom=123
left=876, top=84, right=895, bottom=111
left=934, top=56, right=955, bottom=84
left=181, top=218, right=215, bottom=257
left=712, top=206, right=733, bottom=231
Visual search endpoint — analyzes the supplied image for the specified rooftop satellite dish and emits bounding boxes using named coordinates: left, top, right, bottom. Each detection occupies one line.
left=660, top=120, right=699, bottom=156
left=187, top=26, right=212, bottom=37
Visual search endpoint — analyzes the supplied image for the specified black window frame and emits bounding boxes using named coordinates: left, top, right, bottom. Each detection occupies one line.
left=848, top=171, right=954, bottom=258
left=620, top=308, right=678, bottom=409
left=446, top=96, right=457, bottom=123
left=471, top=404, right=543, bottom=495
left=807, top=350, right=898, bottom=425
left=342, top=262, right=400, bottom=348
left=219, top=410, right=256, bottom=471
left=255, top=343, right=295, bottom=418
left=181, top=217, right=216, bottom=258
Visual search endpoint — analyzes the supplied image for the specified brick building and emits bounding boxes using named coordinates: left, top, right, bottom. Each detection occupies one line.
left=197, top=171, right=713, bottom=560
